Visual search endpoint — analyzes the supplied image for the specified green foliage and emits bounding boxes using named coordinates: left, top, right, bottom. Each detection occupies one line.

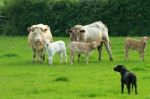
left=1, top=0, right=150, bottom=36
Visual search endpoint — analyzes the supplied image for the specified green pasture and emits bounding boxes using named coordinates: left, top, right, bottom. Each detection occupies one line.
left=0, top=36, right=150, bottom=99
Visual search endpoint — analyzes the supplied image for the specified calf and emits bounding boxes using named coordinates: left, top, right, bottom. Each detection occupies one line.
left=114, top=65, right=138, bottom=95
left=69, top=41, right=100, bottom=65
left=45, top=39, right=67, bottom=65
left=125, top=36, right=150, bottom=61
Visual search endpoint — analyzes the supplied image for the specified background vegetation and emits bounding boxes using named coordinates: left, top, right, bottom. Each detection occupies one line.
left=0, top=0, right=150, bottom=36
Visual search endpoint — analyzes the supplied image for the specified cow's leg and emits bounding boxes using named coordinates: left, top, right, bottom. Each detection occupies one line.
left=40, top=50, right=45, bottom=62
left=78, top=54, right=81, bottom=62
left=141, top=51, right=144, bottom=61
left=39, top=51, right=42, bottom=62
left=37, top=51, right=39, bottom=62
left=39, top=50, right=44, bottom=63
left=103, top=40, right=113, bottom=61
left=63, top=50, right=67, bottom=63
left=48, top=56, right=53, bottom=65
left=43, top=53, right=45, bottom=61
left=97, top=42, right=103, bottom=61
left=125, top=46, right=129, bottom=61
left=60, top=51, right=63, bottom=64
left=139, top=51, right=144, bottom=61
left=32, top=48, right=36, bottom=63
left=85, top=54, right=89, bottom=64
left=42, top=49, right=45, bottom=61
left=70, top=50, right=75, bottom=65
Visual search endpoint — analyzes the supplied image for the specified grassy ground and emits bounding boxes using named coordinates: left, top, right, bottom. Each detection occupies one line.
left=0, top=36, right=150, bottom=99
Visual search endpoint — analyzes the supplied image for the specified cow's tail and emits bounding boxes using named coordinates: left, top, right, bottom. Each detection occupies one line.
left=109, top=40, right=112, bottom=47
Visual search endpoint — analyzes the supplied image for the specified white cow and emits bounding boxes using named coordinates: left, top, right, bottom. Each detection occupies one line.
left=68, top=21, right=113, bottom=61
left=27, top=24, right=53, bottom=62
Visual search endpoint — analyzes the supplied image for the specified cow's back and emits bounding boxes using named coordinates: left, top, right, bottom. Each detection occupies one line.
left=85, top=21, right=108, bottom=41
left=83, top=22, right=105, bottom=42
left=83, top=26, right=101, bottom=42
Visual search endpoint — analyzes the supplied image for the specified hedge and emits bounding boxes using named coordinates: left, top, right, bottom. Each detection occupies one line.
left=1, top=0, right=150, bottom=36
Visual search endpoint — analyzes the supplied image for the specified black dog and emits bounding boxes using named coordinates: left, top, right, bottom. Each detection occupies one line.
left=114, top=65, right=138, bottom=95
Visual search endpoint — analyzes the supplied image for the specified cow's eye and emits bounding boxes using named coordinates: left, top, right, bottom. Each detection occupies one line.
left=33, top=33, right=36, bottom=35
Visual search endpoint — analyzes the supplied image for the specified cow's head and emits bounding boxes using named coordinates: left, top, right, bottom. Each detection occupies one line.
left=142, top=36, right=150, bottom=42
left=67, top=25, right=85, bottom=41
left=27, top=25, right=48, bottom=44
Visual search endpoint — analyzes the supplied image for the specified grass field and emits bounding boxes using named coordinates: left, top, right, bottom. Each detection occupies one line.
left=0, top=36, right=150, bottom=99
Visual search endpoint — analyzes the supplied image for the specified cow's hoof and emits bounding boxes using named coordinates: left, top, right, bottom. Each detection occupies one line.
left=110, top=58, right=113, bottom=61
left=32, top=60, right=35, bottom=63
left=98, top=58, right=102, bottom=61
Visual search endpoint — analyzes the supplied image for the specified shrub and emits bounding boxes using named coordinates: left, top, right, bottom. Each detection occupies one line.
left=1, top=0, right=150, bottom=36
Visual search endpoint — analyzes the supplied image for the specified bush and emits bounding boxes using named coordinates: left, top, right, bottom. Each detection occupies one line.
left=1, top=0, right=150, bottom=36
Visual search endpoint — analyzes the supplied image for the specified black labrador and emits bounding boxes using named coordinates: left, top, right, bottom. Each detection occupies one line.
left=114, top=65, right=138, bottom=95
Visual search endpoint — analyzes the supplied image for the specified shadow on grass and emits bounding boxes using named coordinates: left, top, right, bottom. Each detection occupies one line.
left=142, top=76, right=150, bottom=80
left=131, top=67, right=147, bottom=71
left=0, top=53, right=18, bottom=58
left=28, top=88, right=55, bottom=94
left=79, top=93, right=97, bottom=97
left=53, top=76, right=69, bottom=82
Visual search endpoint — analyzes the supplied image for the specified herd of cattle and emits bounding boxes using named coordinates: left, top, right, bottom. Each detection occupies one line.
left=27, top=21, right=150, bottom=64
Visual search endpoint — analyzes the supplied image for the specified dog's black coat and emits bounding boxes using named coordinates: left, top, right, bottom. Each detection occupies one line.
left=114, top=65, right=138, bottom=95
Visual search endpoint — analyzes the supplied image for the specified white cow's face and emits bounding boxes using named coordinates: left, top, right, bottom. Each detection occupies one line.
left=28, top=26, right=47, bottom=44
left=32, top=27, right=43, bottom=43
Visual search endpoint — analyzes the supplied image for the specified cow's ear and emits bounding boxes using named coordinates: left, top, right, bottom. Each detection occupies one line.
left=43, top=28, right=48, bottom=33
left=67, top=30, right=72, bottom=34
left=27, top=27, right=31, bottom=32
left=120, top=65, right=126, bottom=69
left=80, top=30, right=85, bottom=33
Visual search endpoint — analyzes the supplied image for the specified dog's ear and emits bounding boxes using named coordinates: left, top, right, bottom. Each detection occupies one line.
left=116, top=65, right=126, bottom=70
left=117, top=64, right=125, bottom=68
left=121, top=65, right=126, bottom=69
left=119, top=65, right=127, bottom=72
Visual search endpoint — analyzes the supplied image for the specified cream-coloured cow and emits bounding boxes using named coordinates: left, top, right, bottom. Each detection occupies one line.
left=27, top=24, right=53, bottom=62
left=68, top=21, right=113, bottom=61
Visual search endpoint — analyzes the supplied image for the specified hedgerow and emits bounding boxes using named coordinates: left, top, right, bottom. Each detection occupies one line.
left=1, top=0, right=150, bottom=36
